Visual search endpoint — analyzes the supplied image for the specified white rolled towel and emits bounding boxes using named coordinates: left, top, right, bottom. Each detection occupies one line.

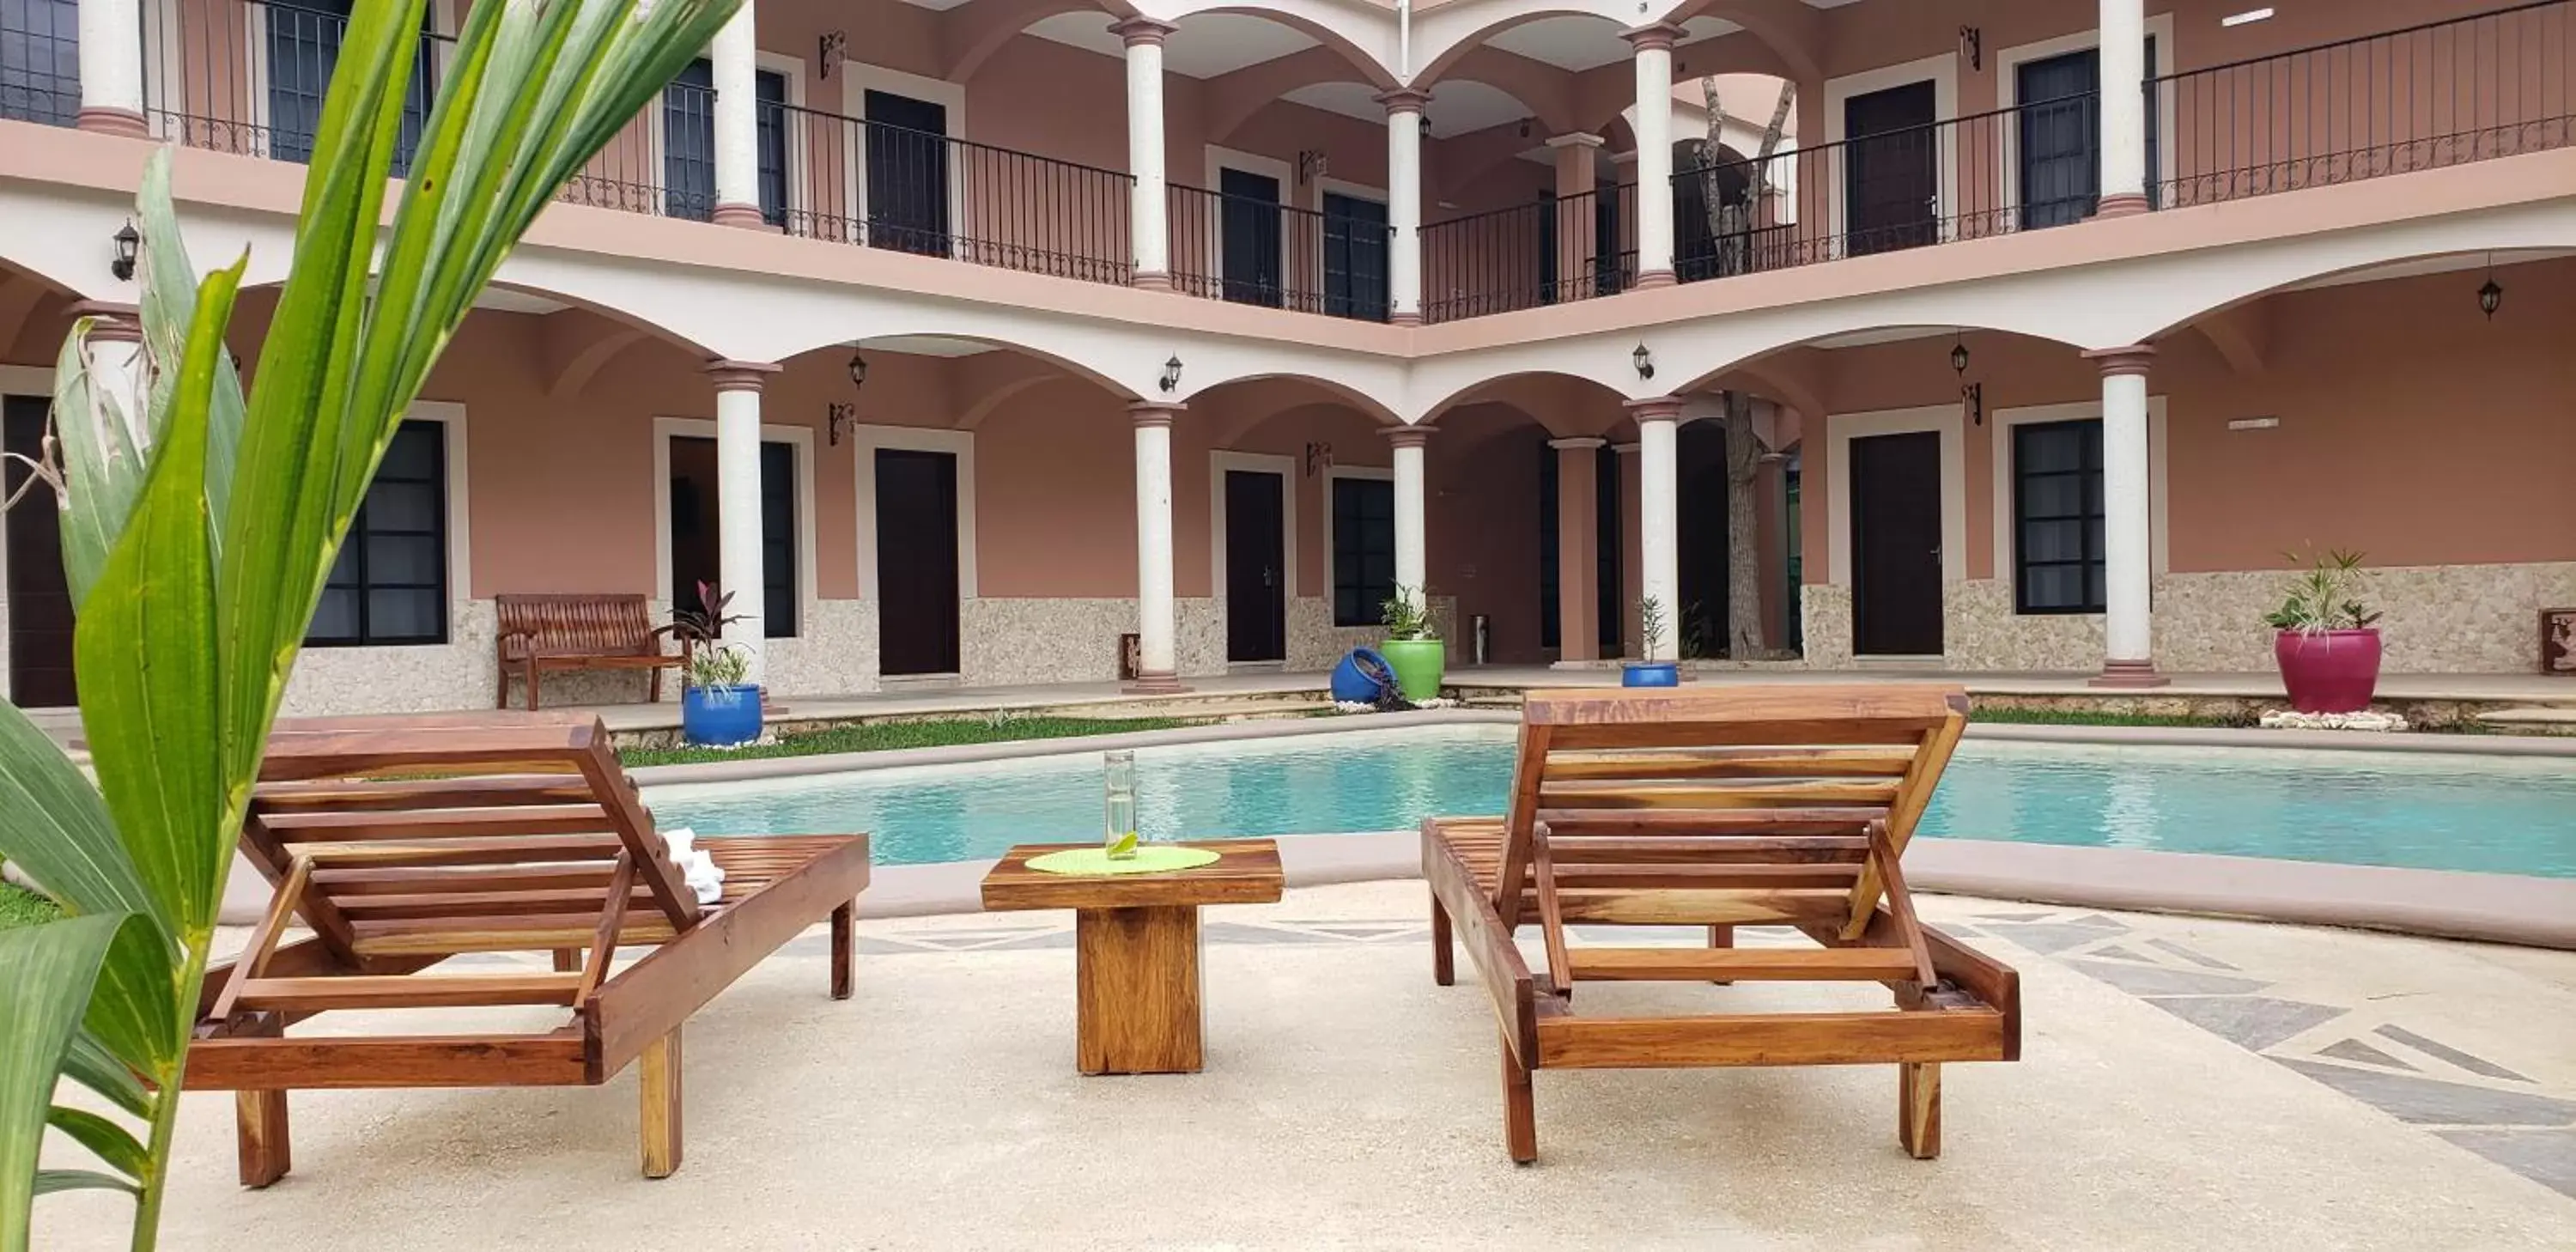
left=660, top=828, right=726, bottom=905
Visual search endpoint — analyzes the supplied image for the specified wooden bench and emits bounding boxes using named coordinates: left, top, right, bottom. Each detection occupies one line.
left=495, top=593, right=685, bottom=710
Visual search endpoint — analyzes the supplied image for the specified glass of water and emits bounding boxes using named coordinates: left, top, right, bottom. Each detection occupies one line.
left=1103, top=750, right=1139, bottom=859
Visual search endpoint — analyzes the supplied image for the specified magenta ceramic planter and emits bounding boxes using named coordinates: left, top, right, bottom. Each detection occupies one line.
left=2273, top=629, right=2382, bottom=714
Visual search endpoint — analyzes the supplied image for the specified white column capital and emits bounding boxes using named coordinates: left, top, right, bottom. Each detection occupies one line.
left=2083, top=344, right=2157, bottom=378
left=1111, top=16, right=1177, bottom=46
left=1547, top=436, right=1607, bottom=451
left=1625, top=396, right=1686, bottom=424
left=1128, top=400, right=1185, bottom=428
left=1545, top=132, right=1607, bottom=150
left=1611, top=441, right=1641, bottom=455
left=1384, top=425, right=1434, bottom=449
left=1620, top=21, right=1686, bottom=52
left=704, top=360, right=781, bottom=392
left=1373, top=87, right=1433, bottom=117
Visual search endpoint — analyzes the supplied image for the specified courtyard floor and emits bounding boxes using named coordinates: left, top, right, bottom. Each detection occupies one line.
left=38, top=881, right=2576, bottom=1250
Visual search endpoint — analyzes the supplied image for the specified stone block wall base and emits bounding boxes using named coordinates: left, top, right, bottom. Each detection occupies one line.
left=2089, top=659, right=2171, bottom=689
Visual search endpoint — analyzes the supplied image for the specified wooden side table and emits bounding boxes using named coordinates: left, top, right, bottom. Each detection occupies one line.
left=981, top=840, right=1284, bottom=1075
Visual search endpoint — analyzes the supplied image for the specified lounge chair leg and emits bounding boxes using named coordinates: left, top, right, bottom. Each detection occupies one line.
left=552, top=949, right=581, bottom=974
left=1431, top=890, right=1455, bottom=987
left=526, top=667, right=542, bottom=712
left=1502, top=1033, right=1537, bottom=1165
left=495, top=668, right=510, bottom=710
left=829, top=901, right=856, bottom=1000
left=234, top=1088, right=292, bottom=1188
left=640, top=1029, right=683, bottom=1179
left=1899, top=1062, right=1941, bottom=1160
left=1708, top=924, right=1735, bottom=985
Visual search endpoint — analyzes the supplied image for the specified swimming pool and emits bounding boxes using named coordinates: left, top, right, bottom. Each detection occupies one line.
left=646, top=726, right=2576, bottom=878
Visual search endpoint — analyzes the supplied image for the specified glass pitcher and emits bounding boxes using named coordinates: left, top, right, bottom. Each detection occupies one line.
left=1103, top=750, right=1139, bottom=859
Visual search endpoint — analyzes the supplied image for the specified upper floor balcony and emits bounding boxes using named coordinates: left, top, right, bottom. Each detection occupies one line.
left=6, top=0, right=2568, bottom=331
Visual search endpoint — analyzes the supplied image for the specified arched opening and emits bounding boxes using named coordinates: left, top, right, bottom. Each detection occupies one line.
left=0, top=262, right=85, bottom=708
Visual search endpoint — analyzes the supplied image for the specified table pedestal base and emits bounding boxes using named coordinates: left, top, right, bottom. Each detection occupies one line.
left=1076, top=904, right=1204, bottom=1074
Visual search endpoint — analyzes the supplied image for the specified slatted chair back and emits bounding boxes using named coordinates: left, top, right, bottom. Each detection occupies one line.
left=495, top=593, right=660, bottom=659
left=1491, top=685, right=1969, bottom=978
left=240, top=713, right=702, bottom=976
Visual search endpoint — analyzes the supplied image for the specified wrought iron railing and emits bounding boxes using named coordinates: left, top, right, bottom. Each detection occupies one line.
left=774, top=104, right=1133, bottom=284
left=1, top=0, right=81, bottom=126
left=141, top=0, right=447, bottom=173
left=1168, top=183, right=1393, bottom=320
left=1419, top=184, right=1635, bottom=325
left=2151, top=0, right=2576, bottom=207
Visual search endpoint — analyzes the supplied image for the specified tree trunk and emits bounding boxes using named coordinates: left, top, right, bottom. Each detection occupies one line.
left=1723, top=391, right=1765, bottom=658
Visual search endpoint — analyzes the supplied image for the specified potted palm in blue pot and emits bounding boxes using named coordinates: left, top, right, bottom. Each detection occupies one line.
left=1622, top=595, right=1681, bottom=687
left=681, top=642, right=762, bottom=746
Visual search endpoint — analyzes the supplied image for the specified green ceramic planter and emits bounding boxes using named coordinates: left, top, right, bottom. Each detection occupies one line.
left=1381, top=637, right=1448, bottom=702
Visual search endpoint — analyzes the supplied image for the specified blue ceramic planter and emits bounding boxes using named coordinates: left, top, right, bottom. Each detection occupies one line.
left=682, top=684, right=762, bottom=747
left=1620, top=661, right=1681, bottom=688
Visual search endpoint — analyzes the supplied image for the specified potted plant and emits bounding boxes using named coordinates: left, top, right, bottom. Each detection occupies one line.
left=669, top=578, right=744, bottom=656
left=681, top=641, right=764, bottom=747
left=2263, top=549, right=2384, bottom=714
left=1379, top=586, right=1446, bottom=702
left=1623, top=595, right=1681, bottom=687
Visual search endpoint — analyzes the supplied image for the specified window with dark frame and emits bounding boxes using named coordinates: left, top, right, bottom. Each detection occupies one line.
left=1332, top=476, right=1395, bottom=628
left=665, top=61, right=788, bottom=222
left=309, top=420, right=447, bottom=647
left=2013, top=417, right=2105, bottom=614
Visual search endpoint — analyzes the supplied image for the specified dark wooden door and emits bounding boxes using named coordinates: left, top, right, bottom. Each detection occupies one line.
left=1219, top=167, right=1283, bottom=307
left=865, top=89, right=951, bottom=257
left=1850, top=430, right=1943, bottom=656
left=4, top=397, right=75, bottom=706
left=1224, top=470, right=1285, bottom=662
left=1321, top=191, right=1388, bottom=320
left=2018, top=48, right=2100, bottom=229
left=1676, top=421, right=1731, bottom=658
left=876, top=448, right=960, bottom=675
left=1844, top=80, right=1938, bottom=256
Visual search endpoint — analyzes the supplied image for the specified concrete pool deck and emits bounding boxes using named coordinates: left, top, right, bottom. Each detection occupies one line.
left=39, top=882, right=2576, bottom=1250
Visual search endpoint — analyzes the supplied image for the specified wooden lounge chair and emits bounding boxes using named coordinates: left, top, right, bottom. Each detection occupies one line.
left=1423, top=684, right=2020, bottom=1163
left=186, top=712, right=870, bottom=1183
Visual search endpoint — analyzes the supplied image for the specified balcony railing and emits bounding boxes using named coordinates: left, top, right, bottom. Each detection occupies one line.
left=2153, top=0, right=2575, bottom=207
left=1168, top=184, right=1393, bottom=321
left=142, top=0, right=448, bottom=174
left=1, top=0, right=80, bottom=126
left=1419, top=184, right=1636, bottom=325
left=774, top=104, right=1133, bottom=285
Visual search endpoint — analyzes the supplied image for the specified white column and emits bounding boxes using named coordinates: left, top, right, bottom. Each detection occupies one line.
left=2087, top=346, right=2164, bottom=686
left=709, top=2, right=766, bottom=228
left=707, top=362, right=778, bottom=687
left=1128, top=402, right=1185, bottom=691
left=1625, top=24, right=1683, bottom=287
left=1631, top=398, right=1681, bottom=659
left=1388, top=427, right=1431, bottom=605
left=1117, top=20, right=1176, bottom=289
left=2097, top=0, right=2150, bottom=216
left=76, top=0, right=148, bottom=137
left=1377, top=89, right=1430, bottom=324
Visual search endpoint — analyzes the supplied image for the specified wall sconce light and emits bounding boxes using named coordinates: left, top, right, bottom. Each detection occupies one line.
left=1297, top=149, right=1327, bottom=185
left=1959, top=25, right=1983, bottom=70
left=111, top=222, right=140, bottom=282
left=1304, top=441, right=1334, bottom=477
left=1953, top=332, right=1982, bottom=425
left=848, top=348, right=868, bottom=388
left=1517, top=118, right=1531, bottom=139
left=1631, top=343, right=1655, bottom=380
left=2479, top=254, right=2503, bottom=319
left=818, top=30, right=848, bottom=77
left=1159, top=355, right=1183, bottom=392
left=828, top=402, right=856, bottom=446
left=1419, top=113, right=1432, bottom=138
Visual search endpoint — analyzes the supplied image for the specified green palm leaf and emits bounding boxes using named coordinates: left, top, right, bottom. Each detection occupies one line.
left=0, top=915, right=129, bottom=1249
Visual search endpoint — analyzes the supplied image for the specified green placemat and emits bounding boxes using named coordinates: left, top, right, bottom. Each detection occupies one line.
left=1027, top=845, right=1222, bottom=876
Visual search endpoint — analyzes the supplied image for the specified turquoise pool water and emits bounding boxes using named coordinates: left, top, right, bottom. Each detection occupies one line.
left=646, top=726, right=2576, bottom=878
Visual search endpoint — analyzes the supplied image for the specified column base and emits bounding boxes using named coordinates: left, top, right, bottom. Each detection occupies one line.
left=1388, top=310, right=1423, bottom=327
left=1123, top=670, right=1190, bottom=695
left=1632, top=269, right=1678, bottom=289
left=76, top=106, right=150, bottom=139
left=2093, top=192, right=2152, bottom=219
left=2088, top=659, right=2170, bottom=689
left=1131, top=270, right=1175, bottom=292
left=712, top=202, right=776, bottom=230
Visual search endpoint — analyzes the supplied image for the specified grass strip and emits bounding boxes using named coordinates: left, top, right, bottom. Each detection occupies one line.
left=620, top=714, right=1196, bottom=768
left=0, top=879, right=62, bottom=932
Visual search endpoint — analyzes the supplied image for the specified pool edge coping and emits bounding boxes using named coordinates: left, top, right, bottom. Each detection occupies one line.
left=629, top=710, right=2576, bottom=787
left=846, top=834, right=2576, bottom=952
